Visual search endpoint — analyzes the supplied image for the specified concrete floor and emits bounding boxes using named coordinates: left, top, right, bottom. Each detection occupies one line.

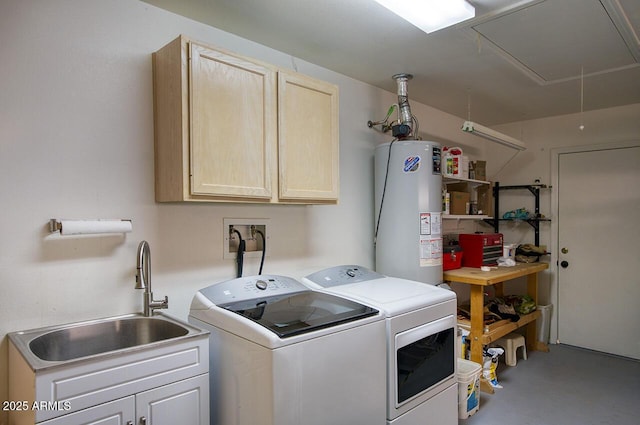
left=460, top=344, right=640, bottom=425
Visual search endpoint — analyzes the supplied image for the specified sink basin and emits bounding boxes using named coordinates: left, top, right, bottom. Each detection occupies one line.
left=9, top=313, right=208, bottom=370
left=29, top=317, right=189, bottom=361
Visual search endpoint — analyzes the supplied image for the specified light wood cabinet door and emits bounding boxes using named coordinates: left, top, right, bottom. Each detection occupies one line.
left=153, top=36, right=276, bottom=202
left=189, top=42, right=276, bottom=200
left=277, top=70, right=339, bottom=202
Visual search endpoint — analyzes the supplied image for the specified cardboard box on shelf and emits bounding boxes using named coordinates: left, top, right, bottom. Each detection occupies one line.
left=450, top=191, right=470, bottom=215
left=446, top=182, right=469, bottom=193
left=476, top=183, right=494, bottom=217
left=472, top=160, right=486, bottom=181
left=444, top=181, right=493, bottom=217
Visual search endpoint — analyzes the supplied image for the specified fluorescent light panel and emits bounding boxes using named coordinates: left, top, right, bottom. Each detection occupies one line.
left=462, top=121, right=527, bottom=151
left=374, top=0, right=475, bottom=33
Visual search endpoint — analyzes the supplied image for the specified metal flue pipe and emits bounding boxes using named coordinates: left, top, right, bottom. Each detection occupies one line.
left=392, top=73, right=414, bottom=139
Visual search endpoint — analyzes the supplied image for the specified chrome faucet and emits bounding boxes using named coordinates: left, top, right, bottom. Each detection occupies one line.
left=135, top=240, right=168, bottom=316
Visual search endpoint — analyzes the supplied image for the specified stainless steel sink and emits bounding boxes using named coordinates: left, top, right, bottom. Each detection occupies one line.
left=9, top=313, right=208, bottom=370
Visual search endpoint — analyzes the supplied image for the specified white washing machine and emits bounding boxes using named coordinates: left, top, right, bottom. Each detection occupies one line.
left=189, top=274, right=387, bottom=425
left=302, top=265, right=458, bottom=425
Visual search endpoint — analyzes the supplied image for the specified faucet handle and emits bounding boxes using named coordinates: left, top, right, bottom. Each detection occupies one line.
left=151, top=295, right=169, bottom=310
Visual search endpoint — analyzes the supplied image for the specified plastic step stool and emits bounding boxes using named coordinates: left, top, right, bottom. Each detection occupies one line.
left=494, top=333, right=527, bottom=366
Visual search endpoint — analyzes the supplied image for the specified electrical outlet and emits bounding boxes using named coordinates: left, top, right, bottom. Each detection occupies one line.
left=223, top=218, right=269, bottom=260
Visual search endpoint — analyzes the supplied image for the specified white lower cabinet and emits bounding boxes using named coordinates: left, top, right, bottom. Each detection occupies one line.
left=135, top=374, right=209, bottom=425
left=9, top=327, right=210, bottom=425
left=39, top=374, right=209, bottom=425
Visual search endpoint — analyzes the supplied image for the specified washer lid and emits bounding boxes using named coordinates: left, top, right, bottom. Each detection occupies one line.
left=219, top=291, right=378, bottom=338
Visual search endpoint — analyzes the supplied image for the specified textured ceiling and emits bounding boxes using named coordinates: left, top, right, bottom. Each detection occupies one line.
left=143, top=0, right=640, bottom=125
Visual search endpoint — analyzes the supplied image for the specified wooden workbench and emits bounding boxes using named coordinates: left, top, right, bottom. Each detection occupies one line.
left=444, top=262, right=550, bottom=393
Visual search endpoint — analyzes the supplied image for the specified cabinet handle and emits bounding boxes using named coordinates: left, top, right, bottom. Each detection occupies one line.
left=127, top=422, right=133, bottom=425
left=140, top=417, right=147, bottom=425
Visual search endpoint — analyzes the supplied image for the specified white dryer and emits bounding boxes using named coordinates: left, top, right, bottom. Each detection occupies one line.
left=189, top=274, right=387, bottom=425
left=302, top=265, right=458, bottom=425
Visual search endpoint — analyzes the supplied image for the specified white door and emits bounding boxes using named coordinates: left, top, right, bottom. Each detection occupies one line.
left=556, top=144, right=640, bottom=359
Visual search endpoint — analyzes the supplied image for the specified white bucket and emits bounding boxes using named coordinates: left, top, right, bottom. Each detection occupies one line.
left=457, top=358, right=482, bottom=419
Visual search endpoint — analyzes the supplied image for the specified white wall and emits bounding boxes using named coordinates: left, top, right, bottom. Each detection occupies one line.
left=2, top=0, right=638, bottom=418
left=0, top=0, right=470, bottom=416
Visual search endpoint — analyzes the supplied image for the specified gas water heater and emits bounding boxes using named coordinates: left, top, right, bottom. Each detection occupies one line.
left=370, top=74, right=443, bottom=284
left=374, top=140, right=443, bottom=284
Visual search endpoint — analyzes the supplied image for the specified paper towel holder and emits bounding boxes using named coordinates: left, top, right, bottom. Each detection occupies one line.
left=49, top=218, right=133, bottom=234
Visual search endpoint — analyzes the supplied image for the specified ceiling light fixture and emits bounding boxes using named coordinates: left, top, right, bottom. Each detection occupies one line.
left=373, top=0, right=475, bottom=33
left=462, top=121, right=526, bottom=150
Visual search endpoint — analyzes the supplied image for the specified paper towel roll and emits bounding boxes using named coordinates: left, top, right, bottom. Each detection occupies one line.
left=59, top=220, right=132, bottom=235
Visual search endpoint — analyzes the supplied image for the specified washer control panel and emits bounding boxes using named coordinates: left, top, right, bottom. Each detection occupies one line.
left=304, top=265, right=385, bottom=288
left=199, top=275, right=307, bottom=304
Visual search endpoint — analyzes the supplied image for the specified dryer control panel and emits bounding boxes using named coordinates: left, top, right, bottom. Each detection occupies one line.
left=304, top=265, right=385, bottom=288
left=199, top=275, right=307, bottom=304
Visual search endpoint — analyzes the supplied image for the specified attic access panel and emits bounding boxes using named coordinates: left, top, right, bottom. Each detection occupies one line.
left=471, top=0, right=638, bottom=83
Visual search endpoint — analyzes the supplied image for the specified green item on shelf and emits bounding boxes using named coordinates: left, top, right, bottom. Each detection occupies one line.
left=503, top=294, right=537, bottom=315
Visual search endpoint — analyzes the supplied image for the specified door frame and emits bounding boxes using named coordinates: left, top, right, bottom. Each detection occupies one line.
left=550, top=139, right=640, bottom=345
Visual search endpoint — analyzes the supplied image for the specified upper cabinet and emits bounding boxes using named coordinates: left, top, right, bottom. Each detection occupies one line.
left=188, top=41, right=277, bottom=200
left=152, top=35, right=339, bottom=204
left=278, top=70, right=339, bottom=201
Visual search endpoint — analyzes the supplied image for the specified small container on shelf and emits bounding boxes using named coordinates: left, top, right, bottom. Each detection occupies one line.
left=443, top=245, right=463, bottom=271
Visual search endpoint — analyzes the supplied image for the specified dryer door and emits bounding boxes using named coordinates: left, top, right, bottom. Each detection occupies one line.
left=394, top=315, right=455, bottom=406
left=220, top=291, right=378, bottom=338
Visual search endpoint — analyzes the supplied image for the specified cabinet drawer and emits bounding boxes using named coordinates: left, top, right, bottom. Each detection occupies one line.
left=40, top=397, right=134, bottom=425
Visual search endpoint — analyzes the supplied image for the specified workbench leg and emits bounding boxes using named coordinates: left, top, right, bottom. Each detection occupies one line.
left=469, top=285, right=484, bottom=364
left=470, top=285, right=495, bottom=394
left=494, top=282, right=504, bottom=298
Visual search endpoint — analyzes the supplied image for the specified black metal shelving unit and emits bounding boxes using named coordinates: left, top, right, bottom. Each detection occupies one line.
left=483, top=182, right=551, bottom=246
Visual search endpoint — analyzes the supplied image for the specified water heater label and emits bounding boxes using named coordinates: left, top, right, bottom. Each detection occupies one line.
left=431, top=212, right=442, bottom=235
left=420, top=213, right=431, bottom=235
left=420, top=212, right=442, bottom=236
left=420, top=237, right=443, bottom=267
left=420, top=211, right=442, bottom=266
left=403, top=156, right=420, bottom=172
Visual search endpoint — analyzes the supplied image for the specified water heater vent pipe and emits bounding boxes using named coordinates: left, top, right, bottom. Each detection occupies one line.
left=393, top=73, right=413, bottom=138
left=367, top=74, right=419, bottom=139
